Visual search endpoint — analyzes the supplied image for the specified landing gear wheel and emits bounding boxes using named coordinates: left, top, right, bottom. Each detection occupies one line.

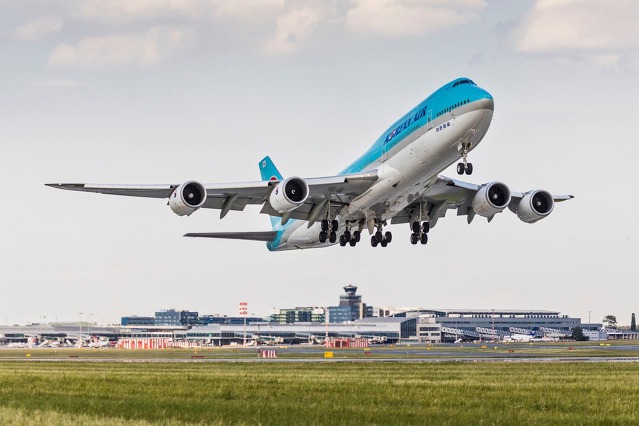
left=381, top=239, right=388, bottom=247
left=329, top=231, right=337, bottom=243
left=375, top=231, right=383, bottom=243
left=319, top=231, right=327, bottom=243
left=349, top=239, right=357, bottom=247
left=465, top=163, right=473, bottom=175
left=331, top=220, right=338, bottom=231
left=421, top=233, right=429, bottom=245
left=353, top=231, right=361, bottom=243
left=422, top=222, right=430, bottom=234
left=321, top=220, right=329, bottom=232
left=343, top=230, right=351, bottom=242
left=410, top=233, right=419, bottom=245
left=339, top=235, right=347, bottom=247
left=384, top=231, right=392, bottom=243
left=412, top=221, right=420, bottom=234
left=371, top=236, right=378, bottom=247
left=457, top=163, right=465, bottom=175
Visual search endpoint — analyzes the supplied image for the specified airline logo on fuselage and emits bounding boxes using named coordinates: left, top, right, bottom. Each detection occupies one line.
left=385, top=105, right=428, bottom=144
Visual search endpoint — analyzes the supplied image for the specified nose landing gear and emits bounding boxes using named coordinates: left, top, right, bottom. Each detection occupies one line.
left=457, top=143, right=473, bottom=175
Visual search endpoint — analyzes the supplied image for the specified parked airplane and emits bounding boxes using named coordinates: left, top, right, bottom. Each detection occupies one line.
left=48, top=78, right=572, bottom=251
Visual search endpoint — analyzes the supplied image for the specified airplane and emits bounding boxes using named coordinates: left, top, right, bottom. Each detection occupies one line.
left=47, top=77, right=572, bottom=251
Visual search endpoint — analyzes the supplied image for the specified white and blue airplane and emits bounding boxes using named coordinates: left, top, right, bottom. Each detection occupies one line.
left=48, top=78, right=572, bottom=251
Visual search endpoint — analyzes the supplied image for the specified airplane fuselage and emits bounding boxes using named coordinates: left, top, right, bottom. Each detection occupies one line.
left=269, top=78, right=494, bottom=250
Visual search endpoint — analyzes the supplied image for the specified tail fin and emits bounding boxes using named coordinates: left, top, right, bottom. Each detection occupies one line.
left=259, top=156, right=283, bottom=227
left=259, top=156, right=283, bottom=182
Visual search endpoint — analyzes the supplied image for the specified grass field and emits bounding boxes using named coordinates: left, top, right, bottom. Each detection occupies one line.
left=1, top=361, right=638, bottom=425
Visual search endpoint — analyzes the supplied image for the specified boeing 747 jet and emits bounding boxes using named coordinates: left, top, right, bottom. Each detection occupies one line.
left=48, top=78, right=572, bottom=251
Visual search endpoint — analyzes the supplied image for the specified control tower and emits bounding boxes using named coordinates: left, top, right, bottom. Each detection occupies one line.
left=329, top=285, right=371, bottom=323
left=339, top=285, right=361, bottom=307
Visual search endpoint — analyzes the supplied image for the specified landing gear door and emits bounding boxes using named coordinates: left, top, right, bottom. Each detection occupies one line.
left=427, top=110, right=433, bottom=130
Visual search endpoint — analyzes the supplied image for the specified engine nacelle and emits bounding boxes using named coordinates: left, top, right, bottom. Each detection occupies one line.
left=169, top=181, right=207, bottom=216
left=516, top=190, right=554, bottom=223
left=269, top=177, right=309, bottom=214
left=472, top=182, right=511, bottom=217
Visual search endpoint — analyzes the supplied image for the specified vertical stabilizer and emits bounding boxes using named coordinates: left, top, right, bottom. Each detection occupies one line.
left=259, top=156, right=283, bottom=227
left=259, top=156, right=283, bottom=182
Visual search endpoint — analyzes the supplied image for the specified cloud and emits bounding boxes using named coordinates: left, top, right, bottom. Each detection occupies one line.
left=14, top=16, right=62, bottom=41
left=211, top=0, right=285, bottom=23
left=514, top=0, right=639, bottom=71
left=345, top=0, right=486, bottom=37
left=75, top=0, right=285, bottom=23
left=48, top=27, right=185, bottom=68
left=28, top=79, right=87, bottom=88
left=74, top=0, right=202, bottom=21
left=36, top=0, right=491, bottom=65
left=263, top=5, right=331, bottom=54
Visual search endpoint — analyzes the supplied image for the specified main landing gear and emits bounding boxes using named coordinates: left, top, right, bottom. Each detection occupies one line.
left=457, top=143, right=473, bottom=175
left=410, top=221, right=429, bottom=245
left=320, top=219, right=362, bottom=247
left=370, top=222, right=392, bottom=248
left=339, top=228, right=361, bottom=247
left=319, top=219, right=338, bottom=244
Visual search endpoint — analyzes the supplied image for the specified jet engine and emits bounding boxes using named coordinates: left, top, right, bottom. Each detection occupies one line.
left=169, top=181, right=207, bottom=216
left=269, top=177, right=309, bottom=214
left=516, top=190, right=554, bottom=223
left=472, top=182, right=511, bottom=217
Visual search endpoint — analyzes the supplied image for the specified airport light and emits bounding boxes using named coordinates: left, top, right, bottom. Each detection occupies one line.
left=239, top=302, right=248, bottom=346
left=88, top=313, right=93, bottom=341
left=78, top=312, right=83, bottom=348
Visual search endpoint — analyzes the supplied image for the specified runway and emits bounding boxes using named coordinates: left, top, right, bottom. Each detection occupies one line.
left=3, top=341, right=639, bottom=363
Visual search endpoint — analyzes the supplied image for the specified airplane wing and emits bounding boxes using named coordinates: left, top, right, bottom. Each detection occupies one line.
left=391, top=175, right=573, bottom=227
left=46, top=169, right=378, bottom=226
left=183, top=231, right=277, bottom=241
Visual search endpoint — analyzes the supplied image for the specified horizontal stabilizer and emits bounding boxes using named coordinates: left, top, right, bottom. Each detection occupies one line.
left=183, top=231, right=277, bottom=241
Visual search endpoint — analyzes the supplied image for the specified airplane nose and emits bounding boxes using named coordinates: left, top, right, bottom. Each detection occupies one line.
left=475, top=89, right=494, bottom=111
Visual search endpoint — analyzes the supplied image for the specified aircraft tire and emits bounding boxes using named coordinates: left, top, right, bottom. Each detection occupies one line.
left=354, top=231, right=361, bottom=242
left=421, top=233, right=429, bottom=245
left=422, top=222, right=430, bottom=233
left=329, top=231, right=337, bottom=243
left=457, top=163, right=465, bottom=175
left=349, top=239, right=357, bottom=247
left=385, top=231, right=392, bottom=243
left=321, top=220, right=329, bottom=231
left=412, top=221, right=420, bottom=233
left=331, top=220, right=338, bottom=230
left=410, top=233, right=419, bottom=245
left=343, top=230, right=351, bottom=242
left=319, top=231, right=327, bottom=243
left=339, top=235, right=347, bottom=246
left=371, top=236, right=378, bottom=247
left=465, top=163, right=473, bottom=175
left=375, top=231, right=383, bottom=243
left=381, top=240, right=388, bottom=247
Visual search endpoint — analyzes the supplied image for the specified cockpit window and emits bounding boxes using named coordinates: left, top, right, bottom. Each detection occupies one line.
left=452, top=79, right=475, bottom=88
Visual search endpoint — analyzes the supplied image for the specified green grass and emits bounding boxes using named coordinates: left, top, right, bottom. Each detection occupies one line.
left=1, top=362, right=638, bottom=425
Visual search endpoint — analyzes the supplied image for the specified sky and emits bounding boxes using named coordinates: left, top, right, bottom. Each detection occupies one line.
left=1, top=0, right=638, bottom=326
